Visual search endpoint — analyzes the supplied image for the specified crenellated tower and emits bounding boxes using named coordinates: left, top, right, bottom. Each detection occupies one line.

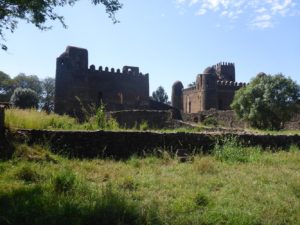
left=213, top=62, right=235, bottom=82
left=54, top=46, right=150, bottom=120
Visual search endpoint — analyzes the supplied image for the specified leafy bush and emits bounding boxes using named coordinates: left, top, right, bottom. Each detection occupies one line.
left=95, top=103, right=119, bottom=130
left=231, top=73, right=300, bottom=130
left=203, top=116, right=218, bottom=127
left=10, top=87, right=39, bottom=109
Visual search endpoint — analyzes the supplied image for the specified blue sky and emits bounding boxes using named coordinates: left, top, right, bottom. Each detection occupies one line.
left=0, top=0, right=299, bottom=97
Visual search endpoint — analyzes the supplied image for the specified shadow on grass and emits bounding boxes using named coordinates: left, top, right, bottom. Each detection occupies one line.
left=0, top=184, right=160, bottom=225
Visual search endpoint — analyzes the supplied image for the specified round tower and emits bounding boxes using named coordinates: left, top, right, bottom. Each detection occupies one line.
left=201, top=67, right=218, bottom=110
left=172, top=81, right=184, bottom=111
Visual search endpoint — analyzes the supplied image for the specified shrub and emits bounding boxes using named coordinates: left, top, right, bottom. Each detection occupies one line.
left=195, top=192, right=209, bottom=207
left=95, top=103, right=119, bottom=130
left=214, top=136, right=261, bottom=163
left=15, top=165, right=41, bottom=183
left=139, top=120, right=149, bottom=131
left=10, top=87, right=39, bottom=109
left=53, top=169, right=77, bottom=193
left=203, top=116, right=218, bottom=127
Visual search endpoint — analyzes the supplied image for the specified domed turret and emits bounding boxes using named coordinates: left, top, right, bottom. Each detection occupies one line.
left=203, top=66, right=216, bottom=75
left=172, top=81, right=184, bottom=110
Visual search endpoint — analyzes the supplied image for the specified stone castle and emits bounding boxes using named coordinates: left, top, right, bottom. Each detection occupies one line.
left=172, top=62, right=246, bottom=113
left=54, top=46, right=152, bottom=118
left=54, top=46, right=176, bottom=120
left=54, top=46, right=245, bottom=120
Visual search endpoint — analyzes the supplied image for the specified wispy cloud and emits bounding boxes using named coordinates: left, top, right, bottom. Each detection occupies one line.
left=175, top=0, right=299, bottom=29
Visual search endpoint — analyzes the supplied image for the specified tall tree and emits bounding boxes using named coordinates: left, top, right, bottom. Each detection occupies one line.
left=152, top=86, right=169, bottom=104
left=0, top=0, right=122, bottom=50
left=0, top=71, right=12, bottom=101
left=41, top=77, right=55, bottom=112
left=231, top=73, right=300, bottom=130
left=13, top=73, right=42, bottom=96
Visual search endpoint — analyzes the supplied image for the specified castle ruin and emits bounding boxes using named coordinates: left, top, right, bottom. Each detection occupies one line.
left=54, top=46, right=150, bottom=118
left=172, top=62, right=246, bottom=113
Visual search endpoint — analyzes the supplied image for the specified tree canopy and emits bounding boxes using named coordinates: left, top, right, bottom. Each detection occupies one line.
left=0, top=71, right=55, bottom=112
left=152, top=86, right=168, bottom=104
left=0, top=0, right=122, bottom=50
left=10, top=87, right=39, bottom=109
left=231, top=73, right=300, bottom=130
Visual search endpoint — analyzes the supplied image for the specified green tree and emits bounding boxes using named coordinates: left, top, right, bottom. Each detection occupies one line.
left=0, top=71, right=12, bottom=101
left=10, top=87, right=39, bottom=109
left=13, top=73, right=42, bottom=96
left=231, top=73, right=300, bottom=130
left=0, top=0, right=122, bottom=50
left=152, top=86, right=168, bottom=104
left=41, top=77, right=55, bottom=112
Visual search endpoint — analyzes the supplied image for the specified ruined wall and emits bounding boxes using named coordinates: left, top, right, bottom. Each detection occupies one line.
left=183, top=110, right=246, bottom=128
left=217, top=81, right=245, bottom=110
left=14, top=129, right=300, bottom=159
left=55, top=46, right=149, bottom=119
left=183, top=109, right=300, bottom=130
left=109, top=110, right=173, bottom=129
left=182, top=87, right=201, bottom=113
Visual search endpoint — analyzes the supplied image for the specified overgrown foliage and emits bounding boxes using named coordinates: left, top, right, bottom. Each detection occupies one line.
left=0, top=0, right=122, bottom=50
left=231, top=73, right=300, bottom=130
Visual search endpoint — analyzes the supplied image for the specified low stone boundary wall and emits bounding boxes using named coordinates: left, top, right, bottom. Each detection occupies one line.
left=14, top=129, right=300, bottom=158
left=183, top=109, right=300, bottom=130
left=109, top=110, right=173, bottom=129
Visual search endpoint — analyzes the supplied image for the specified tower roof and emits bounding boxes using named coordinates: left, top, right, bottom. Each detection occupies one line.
left=203, top=66, right=216, bottom=74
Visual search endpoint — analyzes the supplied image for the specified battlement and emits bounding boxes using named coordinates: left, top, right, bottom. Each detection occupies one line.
left=88, top=65, right=149, bottom=78
left=217, top=80, right=246, bottom=88
left=212, top=62, right=235, bottom=68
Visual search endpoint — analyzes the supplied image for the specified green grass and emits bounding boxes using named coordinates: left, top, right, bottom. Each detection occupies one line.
left=1, top=143, right=300, bottom=225
left=4, top=108, right=119, bottom=131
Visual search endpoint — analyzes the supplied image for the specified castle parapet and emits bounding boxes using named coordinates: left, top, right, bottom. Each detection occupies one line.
left=86, top=65, right=148, bottom=77
left=217, top=80, right=246, bottom=88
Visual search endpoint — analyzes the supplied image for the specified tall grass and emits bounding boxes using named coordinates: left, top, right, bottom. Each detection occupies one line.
left=4, top=108, right=120, bottom=131
left=214, top=136, right=262, bottom=163
left=1, top=144, right=300, bottom=225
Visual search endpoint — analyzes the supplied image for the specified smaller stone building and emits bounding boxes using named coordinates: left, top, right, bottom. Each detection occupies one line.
left=172, top=62, right=246, bottom=113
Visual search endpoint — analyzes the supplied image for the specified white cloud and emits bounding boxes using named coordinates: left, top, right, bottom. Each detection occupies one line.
left=175, top=0, right=299, bottom=29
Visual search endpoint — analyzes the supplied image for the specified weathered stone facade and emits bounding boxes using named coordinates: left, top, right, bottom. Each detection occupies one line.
left=172, top=62, right=246, bottom=113
left=55, top=46, right=150, bottom=119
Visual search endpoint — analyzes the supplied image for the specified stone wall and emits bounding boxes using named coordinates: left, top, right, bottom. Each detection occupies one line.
left=183, top=109, right=300, bottom=130
left=109, top=110, right=173, bottom=129
left=14, top=129, right=300, bottom=159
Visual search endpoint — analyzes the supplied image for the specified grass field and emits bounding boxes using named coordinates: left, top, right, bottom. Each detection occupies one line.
left=1, top=142, right=300, bottom=225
